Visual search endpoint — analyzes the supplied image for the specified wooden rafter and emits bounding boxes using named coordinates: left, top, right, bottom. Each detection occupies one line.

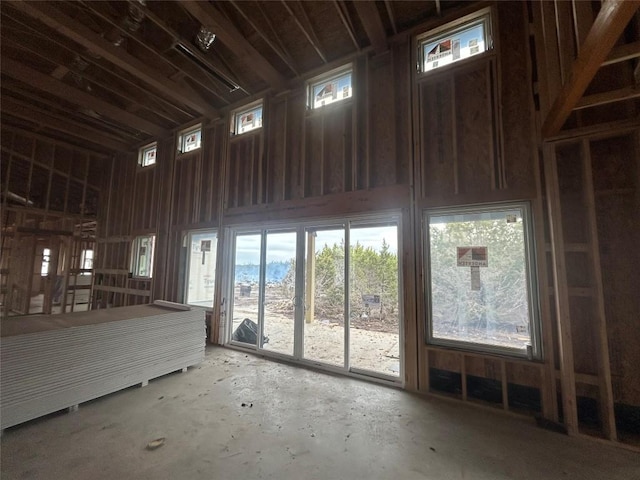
left=2, top=96, right=130, bottom=152
left=281, top=1, right=327, bottom=63
left=182, top=1, right=287, bottom=90
left=131, top=1, right=247, bottom=98
left=333, top=1, right=361, bottom=51
left=229, top=0, right=299, bottom=76
left=541, top=0, right=640, bottom=138
left=383, top=0, right=398, bottom=34
left=1, top=57, right=167, bottom=137
left=353, top=0, right=388, bottom=55
left=8, top=0, right=219, bottom=119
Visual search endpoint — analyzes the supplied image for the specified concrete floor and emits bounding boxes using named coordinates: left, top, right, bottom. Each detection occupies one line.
left=2, top=348, right=639, bottom=480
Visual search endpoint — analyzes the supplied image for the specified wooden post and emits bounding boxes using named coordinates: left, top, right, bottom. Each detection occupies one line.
left=544, top=143, right=579, bottom=435
left=305, top=231, right=315, bottom=324
left=581, top=139, right=617, bottom=441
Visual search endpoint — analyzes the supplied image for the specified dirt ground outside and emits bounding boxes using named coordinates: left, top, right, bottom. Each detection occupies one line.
left=230, top=286, right=400, bottom=378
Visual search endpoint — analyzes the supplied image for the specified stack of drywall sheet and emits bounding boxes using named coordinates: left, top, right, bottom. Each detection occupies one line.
left=1, top=301, right=205, bottom=429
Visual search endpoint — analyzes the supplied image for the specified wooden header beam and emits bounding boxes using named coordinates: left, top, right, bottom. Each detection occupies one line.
left=353, top=0, right=389, bottom=55
left=541, top=0, right=640, bottom=138
left=182, top=1, right=287, bottom=90
left=1, top=57, right=167, bottom=138
left=9, top=1, right=219, bottom=119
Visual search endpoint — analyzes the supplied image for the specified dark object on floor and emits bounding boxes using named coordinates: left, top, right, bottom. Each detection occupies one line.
left=232, top=318, right=269, bottom=345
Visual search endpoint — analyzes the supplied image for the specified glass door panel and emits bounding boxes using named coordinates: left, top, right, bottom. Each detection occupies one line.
left=262, top=231, right=296, bottom=355
left=231, top=234, right=262, bottom=347
left=303, top=227, right=345, bottom=367
left=348, top=224, right=400, bottom=377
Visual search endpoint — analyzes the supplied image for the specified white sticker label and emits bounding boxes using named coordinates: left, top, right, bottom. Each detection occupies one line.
left=471, top=266, right=481, bottom=291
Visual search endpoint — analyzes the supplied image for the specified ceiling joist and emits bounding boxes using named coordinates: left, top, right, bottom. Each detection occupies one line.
left=353, top=1, right=389, bottom=55
left=1, top=57, right=167, bottom=138
left=182, top=1, right=287, bottom=90
left=2, top=96, right=130, bottom=152
left=8, top=0, right=219, bottom=119
left=542, top=0, right=640, bottom=138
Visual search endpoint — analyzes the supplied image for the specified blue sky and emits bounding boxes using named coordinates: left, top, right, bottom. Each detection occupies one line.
left=234, top=226, right=398, bottom=264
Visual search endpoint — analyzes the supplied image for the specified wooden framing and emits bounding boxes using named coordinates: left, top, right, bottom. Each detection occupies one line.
left=542, top=0, right=640, bottom=137
left=182, top=1, right=287, bottom=90
left=8, top=1, right=218, bottom=119
left=353, top=1, right=389, bottom=55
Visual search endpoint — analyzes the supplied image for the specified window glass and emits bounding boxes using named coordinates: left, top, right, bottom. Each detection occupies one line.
left=426, top=203, right=539, bottom=358
left=419, top=12, right=489, bottom=72
left=81, top=249, right=93, bottom=275
left=185, top=231, right=217, bottom=307
left=233, top=105, right=263, bottom=135
left=309, top=69, right=352, bottom=109
left=131, top=235, right=155, bottom=278
left=41, top=248, right=51, bottom=276
left=178, top=127, right=202, bottom=153
left=139, top=143, right=157, bottom=167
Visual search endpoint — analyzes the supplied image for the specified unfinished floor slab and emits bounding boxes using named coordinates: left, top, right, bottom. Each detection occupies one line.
left=2, top=347, right=639, bottom=480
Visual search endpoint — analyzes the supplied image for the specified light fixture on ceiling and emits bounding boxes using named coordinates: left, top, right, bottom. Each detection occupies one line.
left=195, top=26, right=216, bottom=52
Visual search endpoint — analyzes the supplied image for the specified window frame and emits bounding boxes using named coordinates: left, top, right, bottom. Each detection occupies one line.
left=177, top=124, right=202, bottom=154
left=417, top=7, right=492, bottom=75
left=138, top=142, right=157, bottom=168
left=424, top=202, right=542, bottom=360
left=130, top=234, right=156, bottom=279
left=306, top=64, right=353, bottom=111
left=230, top=101, right=264, bottom=137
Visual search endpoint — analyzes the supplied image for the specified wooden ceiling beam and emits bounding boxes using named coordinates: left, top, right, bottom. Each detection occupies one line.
left=333, top=1, right=361, bottom=51
left=383, top=1, right=398, bottom=35
left=182, top=1, right=287, bottom=90
left=1, top=79, right=142, bottom=141
left=1, top=57, right=167, bottom=138
left=542, top=0, right=640, bottom=138
left=281, top=1, right=327, bottom=63
left=2, top=96, right=130, bottom=152
left=8, top=0, right=219, bottom=118
left=228, top=0, right=299, bottom=76
left=130, top=1, right=246, bottom=98
left=353, top=0, right=389, bottom=55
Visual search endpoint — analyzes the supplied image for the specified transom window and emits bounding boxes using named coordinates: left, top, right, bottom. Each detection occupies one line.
left=178, top=125, right=202, bottom=153
left=231, top=103, right=263, bottom=136
left=418, top=9, right=491, bottom=73
left=307, top=65, right=352, bottom=109
left=138, top=142, right=157, bottom=167
left=425, top=202, right=540, bottom=359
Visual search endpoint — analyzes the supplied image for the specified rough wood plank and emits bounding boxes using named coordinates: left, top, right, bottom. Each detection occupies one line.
left=353, top=0, right=388, bottom=55
left=543, top=143, right=579, bottom=435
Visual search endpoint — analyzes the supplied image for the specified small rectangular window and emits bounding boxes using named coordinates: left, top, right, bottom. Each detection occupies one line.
left=231, top=104, right=263, bottom=136
left=81, top=249, right=93, bottom=275
left=418, top=10, right=491, bottom=73
left=41, top=248, right=51, bottom=276
left=425, top=203, right=540, bottom=359
left=138, top=142, right=157, bottom=167
left=184, top=230, right=217, bottom=307
left=308, top=66, right=352, bottom=109
left=178, top=125, right=202, bottom=153
left=131, top=235, right=155, bottom=278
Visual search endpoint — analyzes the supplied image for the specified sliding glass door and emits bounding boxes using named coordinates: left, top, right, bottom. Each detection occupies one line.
left=226, top=216, right=401, bottom=381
